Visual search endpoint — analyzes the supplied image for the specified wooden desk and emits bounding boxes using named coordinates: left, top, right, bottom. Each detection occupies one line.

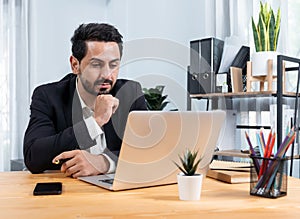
left=1, top=171, right=300, bottom=218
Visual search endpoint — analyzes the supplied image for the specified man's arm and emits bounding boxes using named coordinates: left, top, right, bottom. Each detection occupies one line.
left=23, top=85, right=94, bottom=173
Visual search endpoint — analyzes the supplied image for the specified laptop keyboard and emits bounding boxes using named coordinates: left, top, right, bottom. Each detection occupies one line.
left=99, top=178, right=114, bottom=185
left=98, top=173, right=115, bottom=185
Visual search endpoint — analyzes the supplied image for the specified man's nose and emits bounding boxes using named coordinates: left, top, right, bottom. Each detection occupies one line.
left=100, top=65, right=113, bottom=78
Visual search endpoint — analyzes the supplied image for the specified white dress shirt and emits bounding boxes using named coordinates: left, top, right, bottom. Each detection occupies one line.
left=76, top=79, right=116, bottom=173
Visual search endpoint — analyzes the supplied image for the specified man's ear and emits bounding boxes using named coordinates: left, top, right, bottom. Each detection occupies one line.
left=70, top=56, right=80, bottom=74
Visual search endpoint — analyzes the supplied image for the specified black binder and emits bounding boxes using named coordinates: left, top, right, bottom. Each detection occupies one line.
left=188, top=37, right=224, bottom=94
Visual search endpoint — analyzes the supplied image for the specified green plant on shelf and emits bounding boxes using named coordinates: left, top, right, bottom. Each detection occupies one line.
left=251, top=1, right=281, bottom=52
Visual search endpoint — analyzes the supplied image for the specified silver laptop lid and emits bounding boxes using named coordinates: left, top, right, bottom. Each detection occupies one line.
left=111, top=110, right=226, bottom=190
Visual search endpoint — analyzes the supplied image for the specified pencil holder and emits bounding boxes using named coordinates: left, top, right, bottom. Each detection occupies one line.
left=249, top=156, right=287, bottom=198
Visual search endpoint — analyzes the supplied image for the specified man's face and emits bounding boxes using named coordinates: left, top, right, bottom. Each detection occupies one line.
left=75, top=41, right=121, bottom=96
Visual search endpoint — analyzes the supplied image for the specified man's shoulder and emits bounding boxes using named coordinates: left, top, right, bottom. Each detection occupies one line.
left=34, top=73, right=76, bottom=91
left=32, top=73, right=76, bottom=99
left=115, top=78, right=141, bottom=88
left=112, top=79, right=144, bottom=100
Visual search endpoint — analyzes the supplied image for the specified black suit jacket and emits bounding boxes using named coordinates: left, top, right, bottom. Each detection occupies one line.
left=23, top=73, right=147, bottom=173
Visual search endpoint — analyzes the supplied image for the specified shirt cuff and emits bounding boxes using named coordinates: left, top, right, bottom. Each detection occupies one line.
left=102, top=153, right=116, bottom=173
left=84, top=116, right=103, bottom=140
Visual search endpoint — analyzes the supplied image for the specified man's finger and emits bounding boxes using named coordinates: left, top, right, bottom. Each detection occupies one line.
left=52, top=150, right=77, bottom=164
left=112, top=98, right=119, bottom=114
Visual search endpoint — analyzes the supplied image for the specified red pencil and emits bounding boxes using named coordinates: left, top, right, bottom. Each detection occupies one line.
left=258, top=130, right=273, bottom=179
left=265, top=129, right=272, bottom=152
left=259, top=132, right=276, bottom=179
left=267, top=132, right=276, bottom=158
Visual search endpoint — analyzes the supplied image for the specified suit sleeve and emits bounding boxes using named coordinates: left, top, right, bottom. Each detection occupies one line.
left=131, top=81, right=147, bottom=111
left=23, top=86, right=95, bottom=173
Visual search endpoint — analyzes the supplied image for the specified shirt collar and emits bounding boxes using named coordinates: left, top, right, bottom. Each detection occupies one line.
left=76, top=76, right=88, bottom=110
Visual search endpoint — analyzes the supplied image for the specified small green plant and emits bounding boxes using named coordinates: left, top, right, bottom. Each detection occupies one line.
left=251, top=1, right=281, bottom=52
left=174, top=148, right=202, bottom=176
left=142, top=85, right=169, bottom=110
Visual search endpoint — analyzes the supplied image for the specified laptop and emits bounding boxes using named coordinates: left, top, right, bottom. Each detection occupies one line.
left=78, top=110, right=226, bottom=191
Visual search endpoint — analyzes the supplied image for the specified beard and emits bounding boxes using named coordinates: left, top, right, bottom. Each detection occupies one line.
left=79, top=74, right=113, bottom=96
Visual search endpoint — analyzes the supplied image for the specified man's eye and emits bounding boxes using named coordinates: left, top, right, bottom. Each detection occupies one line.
left=91, top=63, right=102, bottom=68
left=110, top=63, right=119, bottom=68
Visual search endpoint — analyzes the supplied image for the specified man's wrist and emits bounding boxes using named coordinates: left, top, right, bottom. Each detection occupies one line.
left=101, top=153, right=116, bottom=173
left=99, top=154, right=110, bottom=173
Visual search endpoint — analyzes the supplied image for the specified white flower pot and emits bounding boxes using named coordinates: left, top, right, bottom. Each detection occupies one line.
left=252, top=51, right=279, bottom=76
left=177, top=173, right=203, bottom=201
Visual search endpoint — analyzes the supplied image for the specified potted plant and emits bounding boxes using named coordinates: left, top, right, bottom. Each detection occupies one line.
left=174, top=148, right=203, bottom=201
left=143, top=85, right=177, bottom=111
left=251, top=1, right=281, bottom=76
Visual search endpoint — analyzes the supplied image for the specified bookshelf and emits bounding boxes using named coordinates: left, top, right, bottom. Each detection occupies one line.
left=188, top=55, right=300, bottom=176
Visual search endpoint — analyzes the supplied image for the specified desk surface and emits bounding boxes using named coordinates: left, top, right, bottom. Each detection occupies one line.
left=1, top=171, right=300, bottom=219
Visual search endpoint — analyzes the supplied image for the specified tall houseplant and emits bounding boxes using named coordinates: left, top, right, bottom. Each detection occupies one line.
left=251, top=1, right=281, bottom=52
left=251, top=1, right=281, bottom=77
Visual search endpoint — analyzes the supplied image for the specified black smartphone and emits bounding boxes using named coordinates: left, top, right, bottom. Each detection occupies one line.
left=33, top=182, right=62, bottom=196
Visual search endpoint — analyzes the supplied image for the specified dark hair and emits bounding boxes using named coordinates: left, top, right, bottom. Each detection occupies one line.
left=71, top=23, right=123, bottom=63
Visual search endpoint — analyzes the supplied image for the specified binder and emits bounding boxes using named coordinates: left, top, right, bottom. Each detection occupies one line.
left=189, top=37, right=224, bottom=94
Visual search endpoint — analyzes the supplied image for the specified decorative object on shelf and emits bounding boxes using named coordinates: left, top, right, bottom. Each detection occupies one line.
left=142, top=85, right=177, bottom=111
left=174, top=148, right=203, bottom=201
left=246, top=59, right=285, bottom=92
left=251, top=1, right=281, bottom=76
left=229, top=46, right=250, bottom=92
left=230, top=67, right=243, bottom=93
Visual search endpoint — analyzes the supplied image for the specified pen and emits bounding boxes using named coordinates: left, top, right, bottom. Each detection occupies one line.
left=53, top=158, right=70, bottom=165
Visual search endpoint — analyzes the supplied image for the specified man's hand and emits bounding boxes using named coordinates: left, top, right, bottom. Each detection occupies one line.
left=94, top=94, right=119, bottom=126
left=52, top=150, right=110, bottom=178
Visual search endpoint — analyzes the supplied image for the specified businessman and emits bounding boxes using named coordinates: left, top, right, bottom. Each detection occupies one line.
left=23, top=23, right=147, bottom=178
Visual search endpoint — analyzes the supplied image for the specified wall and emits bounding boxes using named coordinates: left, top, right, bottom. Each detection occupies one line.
left=109, top=0, right=205, bottom=111
left=28, top=0, right=206, bottom=111
left=28, top=0, right=107, bottom=90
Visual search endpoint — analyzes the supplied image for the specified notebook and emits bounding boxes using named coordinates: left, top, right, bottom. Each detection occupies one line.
left=207, top=160, right=251, bottom=184
left=78, top=110, right=226, bottom=191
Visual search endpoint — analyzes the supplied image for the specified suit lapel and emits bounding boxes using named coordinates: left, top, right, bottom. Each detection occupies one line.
left=63, top=75, right=82, bottom=127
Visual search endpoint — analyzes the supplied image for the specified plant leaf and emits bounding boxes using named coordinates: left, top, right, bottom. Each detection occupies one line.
left=174, top=148, right=202, bottom=176
left=173, top=161, right=188, bottom=175
left=252, top=17, right=261, bottom=52
left=252, top=1, right=280, bottom=52
left=274, top=8, right=281, bottom=51
left=258, top=13, right=267, bottom=51
left=268, top=10, right=275, bottom=51
left=155, top=85, right=165, bottom=94
left=160, top=101, right=169, bottom=110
